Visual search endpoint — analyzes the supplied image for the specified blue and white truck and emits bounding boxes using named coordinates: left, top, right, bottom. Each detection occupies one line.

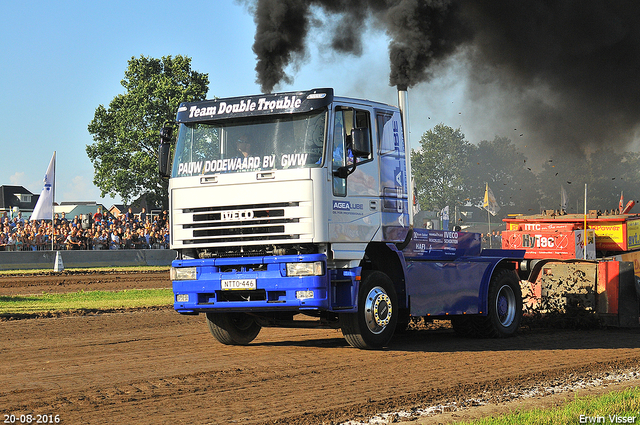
left=159, top=87, right=525, bottom=349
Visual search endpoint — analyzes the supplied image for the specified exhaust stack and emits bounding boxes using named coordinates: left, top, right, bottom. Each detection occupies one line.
left=397, top=86, right=414, bottom=226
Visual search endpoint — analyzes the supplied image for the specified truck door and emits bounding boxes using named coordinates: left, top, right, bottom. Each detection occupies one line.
left=329, top=106, right=381, bottom=243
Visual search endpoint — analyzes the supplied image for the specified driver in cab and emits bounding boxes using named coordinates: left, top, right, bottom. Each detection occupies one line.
left=236, top=134, right=252, bottom=158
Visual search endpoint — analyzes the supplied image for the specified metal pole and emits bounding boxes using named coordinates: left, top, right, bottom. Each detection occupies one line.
left=51, top=151, right=56, bottom=252
left=583, top=183, right=587, bottom=259
left=488, top=209, right=492, bottom=248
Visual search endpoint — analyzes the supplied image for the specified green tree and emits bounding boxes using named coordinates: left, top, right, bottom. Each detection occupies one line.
left=537, top=148, right=640, bottom=213
left=466, top=136, right=541, bottom=216
left=588, top=149, right=640, bottom=212
left=411, top=124, right=472, bottom=211
left=536, top=148, right=589, bottom=213
left=87, top=55, right=209, bottom=208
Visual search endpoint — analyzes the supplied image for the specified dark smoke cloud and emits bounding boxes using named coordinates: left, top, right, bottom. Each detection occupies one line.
left=248, top=0, right=640, bottom=154
left=461, top=1, right=640, bottom=153
left=250, top=0, right=468, bottom=92
left=385, top=0, right=471, bottom=89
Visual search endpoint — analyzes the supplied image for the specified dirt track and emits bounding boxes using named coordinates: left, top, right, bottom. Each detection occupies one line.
left=2, top=271, right=640, bottom=424
left=0, top=270, right=171, bottom=296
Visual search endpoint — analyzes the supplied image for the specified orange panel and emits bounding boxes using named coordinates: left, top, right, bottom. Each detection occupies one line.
left=597, top=261, right=619, bottom=315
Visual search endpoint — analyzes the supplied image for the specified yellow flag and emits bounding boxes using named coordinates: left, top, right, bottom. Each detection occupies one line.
left=483, top=183, right=500, bottom=216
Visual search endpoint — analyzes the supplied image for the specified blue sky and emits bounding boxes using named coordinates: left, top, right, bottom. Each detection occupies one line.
left=0, top=0, right=473, bottom=207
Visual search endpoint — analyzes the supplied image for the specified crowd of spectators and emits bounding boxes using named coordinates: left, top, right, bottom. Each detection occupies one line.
left=481, top=231, right=503, bottom=249
left=0, top=207, right=170, bottom=251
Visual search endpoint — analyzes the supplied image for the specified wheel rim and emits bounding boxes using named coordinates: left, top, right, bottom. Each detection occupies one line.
left=364, top=286, right=392, bottom=334
left=495, top=284, right=516, bottom=327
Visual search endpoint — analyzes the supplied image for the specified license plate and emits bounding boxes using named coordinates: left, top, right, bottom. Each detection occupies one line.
left=221, top=279, right=257, bottom=290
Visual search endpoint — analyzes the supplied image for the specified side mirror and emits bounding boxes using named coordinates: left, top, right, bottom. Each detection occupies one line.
left=332, top=128, right=371, bottom=179
left=158, top=126, right=173, bottom=178
left=350, top=128, right=371, bottom=158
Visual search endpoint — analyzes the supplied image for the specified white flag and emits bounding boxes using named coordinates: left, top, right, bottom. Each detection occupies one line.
left=441, top=205, right=449, bottom=220
left=441, top=205, right=449, bottom=230
left=31, top=152, right=56, bottom=221
left=560, top=185, right=568, bottom=211
left=483, top=183, right=500, bottom=216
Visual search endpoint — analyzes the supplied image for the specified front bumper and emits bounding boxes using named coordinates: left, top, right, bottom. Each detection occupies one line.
left=172, top=253, right=357, bottom=314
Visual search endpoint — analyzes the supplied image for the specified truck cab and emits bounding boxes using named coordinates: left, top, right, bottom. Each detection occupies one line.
left=164, top=88, right=410, bottom=259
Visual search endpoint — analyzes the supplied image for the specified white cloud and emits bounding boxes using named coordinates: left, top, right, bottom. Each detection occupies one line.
left=9, top=172, right=26, bottom=185
left=61, top=175, right=91, bottom=202
left=59, top=174, right=120, bottom=207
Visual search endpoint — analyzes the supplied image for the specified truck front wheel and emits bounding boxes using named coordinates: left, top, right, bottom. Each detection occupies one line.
left=205, top=312, right=261, bottom=345
left=340, top=271, right=398, bottom=349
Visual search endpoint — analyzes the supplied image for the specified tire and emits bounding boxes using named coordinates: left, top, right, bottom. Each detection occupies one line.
left=340, top=271, right=398, bottom=349
left=475, top=268, right=523, bottom=338
left=205, top=312, right=261, bottom=345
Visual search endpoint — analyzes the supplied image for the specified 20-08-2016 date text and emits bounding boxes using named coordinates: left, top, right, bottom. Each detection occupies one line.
left=3, top=414, right=60, bottom=424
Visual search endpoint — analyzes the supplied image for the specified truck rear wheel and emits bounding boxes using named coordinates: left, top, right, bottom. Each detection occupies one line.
left=475, top=268, right=522, bottom=338
left=340, top=271, right=398, bottom=349
left=205, top=312, right=261, bottom=345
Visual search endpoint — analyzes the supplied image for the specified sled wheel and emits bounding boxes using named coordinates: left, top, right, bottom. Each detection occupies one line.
left=340, top=271, right=398, bottom=349
left=475, top=269, right=522, bottom=338
left=205, top=312, right=261, bottom=345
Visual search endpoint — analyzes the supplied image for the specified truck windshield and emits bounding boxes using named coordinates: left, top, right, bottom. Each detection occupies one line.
left=172, top=109, right=326, bottom=177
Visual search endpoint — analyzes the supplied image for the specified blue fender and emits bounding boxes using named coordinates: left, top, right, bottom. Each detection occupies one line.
left=396, top=229, right=524, bottom=317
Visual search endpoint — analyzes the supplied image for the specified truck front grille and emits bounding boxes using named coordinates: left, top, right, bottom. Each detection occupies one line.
left=176, top=201, right=308, bottom=246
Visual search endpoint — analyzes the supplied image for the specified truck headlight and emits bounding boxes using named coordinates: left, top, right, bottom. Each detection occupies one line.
left=286, top=261, right=324, bottom=277
left=171, top=266, right=197, bottom=281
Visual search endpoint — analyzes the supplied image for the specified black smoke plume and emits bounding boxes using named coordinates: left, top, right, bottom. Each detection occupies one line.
left=462, top=1, right=640, bottom=153
left=248, top=0, right=640, bottom=153
left=251, top=0, right=311, bottom=93
left=250, top=0, right=470, bottom=92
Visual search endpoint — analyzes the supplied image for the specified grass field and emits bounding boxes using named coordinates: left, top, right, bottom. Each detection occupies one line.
left=0, top=288, right=173, bottom=315
left=456, top=386, right=640, bottom=425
